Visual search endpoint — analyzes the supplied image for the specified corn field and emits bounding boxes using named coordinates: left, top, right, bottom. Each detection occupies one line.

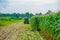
left=30, top=12, right=60, bottom=40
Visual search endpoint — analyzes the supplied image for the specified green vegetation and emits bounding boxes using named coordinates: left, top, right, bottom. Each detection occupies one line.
left=30, top=11, right=60, bottom=40
left=0, top=12, right=34, bottom=18
left=0, top=12, right=33, bottom=26
left=0, top=17, right=23, bottom=26
left=1, top=11, right=60, bottom=40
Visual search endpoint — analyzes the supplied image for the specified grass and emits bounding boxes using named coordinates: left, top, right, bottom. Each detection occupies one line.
left=0, top=17, right=24, bottom=26
left=16, top=24, right=43, bottom=40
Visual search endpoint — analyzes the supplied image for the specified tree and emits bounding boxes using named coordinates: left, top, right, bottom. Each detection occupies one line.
left=25, top=12, right=29, bottom=18
left=29, top=13, right=34, bottom=18
left=35, top=12, right=42, bottom=15
left=39, top=12, right=42, bottom=15
left=35, top=13, right=39, bottom=15
left=16, top=13, right=20, bottom=19
left=12, top=13, right=20, bottom=19
left=46, top=10, right=52, bottom=14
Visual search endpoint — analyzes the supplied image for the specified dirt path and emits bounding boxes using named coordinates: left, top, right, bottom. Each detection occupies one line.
left=0, top=22, right=24, bottom=40
left=0, top=22, right=43, bottom=40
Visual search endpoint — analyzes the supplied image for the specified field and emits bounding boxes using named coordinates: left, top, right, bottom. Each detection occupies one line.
left=0, top=22, right=43, bottom=40
left=0, top=17, right=44, bottom=40
left=0, top=12, right=60, bottom=40
left=30, top=12, right=60, bottom=40
left=0, top=17, right=23, bottom=26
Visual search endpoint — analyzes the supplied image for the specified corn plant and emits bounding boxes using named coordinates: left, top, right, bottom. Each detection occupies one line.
left=30, top=11, right=60, bottom=40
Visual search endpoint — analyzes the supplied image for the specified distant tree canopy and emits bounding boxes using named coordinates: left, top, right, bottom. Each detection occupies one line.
left=25, top=12, right=29, bottom=18
left=46, top=10, right=52, bottom=14
left=0, top=12, right=34, bottom=19
left=39, top=12, right=42, bottom=15
left=25, top=12, right=34, bottom=18
left=36, top=12, right=42, bottom=15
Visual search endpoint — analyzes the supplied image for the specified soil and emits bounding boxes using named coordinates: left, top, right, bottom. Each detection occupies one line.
left=0, top=22, right=24, bottom=40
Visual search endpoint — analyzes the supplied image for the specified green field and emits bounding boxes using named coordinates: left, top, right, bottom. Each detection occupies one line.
left=30, top=12, right=60, bottom=40
left=0, top=17, right=23, bottom=26
left=0, top=12, right=60, bottom=40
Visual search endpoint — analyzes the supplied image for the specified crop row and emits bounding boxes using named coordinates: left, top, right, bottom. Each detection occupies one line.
left=30, top=12, right=60, bottom=40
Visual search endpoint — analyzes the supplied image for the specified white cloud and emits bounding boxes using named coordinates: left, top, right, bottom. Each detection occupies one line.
left=8, top=0, right=58, bottom=5
left=0, top=0, right=59, bottom=14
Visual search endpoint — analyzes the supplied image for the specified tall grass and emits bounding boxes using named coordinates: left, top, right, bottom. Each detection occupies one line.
left=30, top=12, right=60, bottom=40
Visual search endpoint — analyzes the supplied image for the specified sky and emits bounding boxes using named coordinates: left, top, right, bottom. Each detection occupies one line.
left=0, top=0, right=60, bottom=14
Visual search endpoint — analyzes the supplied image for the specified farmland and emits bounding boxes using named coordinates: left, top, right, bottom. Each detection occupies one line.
left=0, top=17, right=23, bottom=26
left=30, top=11, right=60, bottom=40
left=0, top=0, right=59, bottom=40
left=0, top=22, right=43, bottom=40
left=0, top=11, right=60, bottom=40
left=0, top=13, right=43, bottom=40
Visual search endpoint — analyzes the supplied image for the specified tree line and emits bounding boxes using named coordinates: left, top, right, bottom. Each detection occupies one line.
left=0, top=12, right=34, bottom=19
left=0, top=10, right=54, bottom=19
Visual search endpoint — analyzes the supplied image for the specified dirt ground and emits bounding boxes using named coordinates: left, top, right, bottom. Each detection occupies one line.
left=0, top=22, right=43, bottom=40
left=0, top=22, right=25, bottom=40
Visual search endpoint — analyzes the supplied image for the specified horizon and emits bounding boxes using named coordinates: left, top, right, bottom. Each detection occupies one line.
left=0, top=0, right=60, bottom=14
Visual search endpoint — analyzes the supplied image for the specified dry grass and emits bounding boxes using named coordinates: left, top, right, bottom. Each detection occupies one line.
left=0, top=22, right=43, bottom=40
